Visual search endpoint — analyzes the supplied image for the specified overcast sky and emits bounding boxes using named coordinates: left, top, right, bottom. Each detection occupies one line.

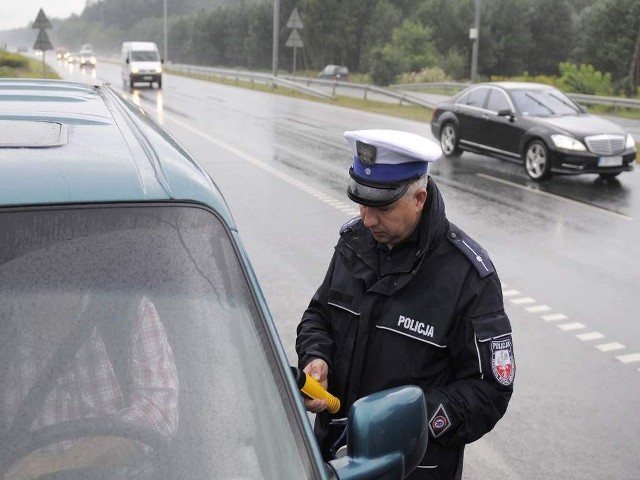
left=1, top=1, right=86, bottom=31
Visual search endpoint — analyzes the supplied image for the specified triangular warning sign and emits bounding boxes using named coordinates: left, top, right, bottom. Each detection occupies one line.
left=285, top=29, right=303, bottom=48
left=286, top=8, right=304, bottom=30
left=32, top=9, right=52, bottom=30
left=33, top=29, right=53, bottom=51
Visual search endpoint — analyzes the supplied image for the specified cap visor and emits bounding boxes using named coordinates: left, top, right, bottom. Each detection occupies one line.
left=347, top=178, right=410, bottom=207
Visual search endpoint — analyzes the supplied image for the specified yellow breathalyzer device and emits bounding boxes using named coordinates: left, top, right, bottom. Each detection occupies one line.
left=291, top=367, right=341, bottom=414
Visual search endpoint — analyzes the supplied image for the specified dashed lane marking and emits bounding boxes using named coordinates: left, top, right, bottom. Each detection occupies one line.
left=526, top=305, right=551, bottom=313
left=502, top=284, right=638, bottom=375
left=502, top=289, right=520, bottom=297
left=510, top=297, right=535, bottom=305
left=541, top=313, right=568, bottom=322
left=616, top=353, right=640, bottom=364
left=596, top=342, right=626, bottom=352
left=576, top=332, right=605, bottom=341
left=558, top=322, right=585, bottom=331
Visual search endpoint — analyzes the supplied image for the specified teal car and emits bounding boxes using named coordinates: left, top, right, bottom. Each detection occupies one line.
left=0, top=79, right=427, bottom=480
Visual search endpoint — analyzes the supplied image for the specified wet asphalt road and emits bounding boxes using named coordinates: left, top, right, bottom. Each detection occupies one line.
left=55, top=61, right=640, bottom=479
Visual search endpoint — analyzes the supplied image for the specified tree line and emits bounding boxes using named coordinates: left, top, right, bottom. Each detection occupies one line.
left=22, top=0, right=640, bottom=94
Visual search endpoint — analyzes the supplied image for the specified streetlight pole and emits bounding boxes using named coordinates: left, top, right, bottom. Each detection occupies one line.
left=470, top=0, right=481, bottom=83
left=272, top=0, right=280, bottom=76
left=163, top=0, right=168, bottom=62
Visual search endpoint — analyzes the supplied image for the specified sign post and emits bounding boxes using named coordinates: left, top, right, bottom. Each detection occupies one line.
left=32, top=9, right=53, bottom=78
left=285, top=8, right=304, bottom=76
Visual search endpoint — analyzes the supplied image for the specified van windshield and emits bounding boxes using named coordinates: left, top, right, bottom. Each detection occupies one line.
left=132, top=51, right=159, bottom=61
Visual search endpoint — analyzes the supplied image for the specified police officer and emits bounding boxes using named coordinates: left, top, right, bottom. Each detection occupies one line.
left=296, top=129, right=515, bottom=480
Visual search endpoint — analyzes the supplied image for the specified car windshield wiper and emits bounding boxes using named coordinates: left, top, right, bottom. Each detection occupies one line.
left=524, top=92, right=555, bottom=114
left=549, top=93, right=581, bottom=113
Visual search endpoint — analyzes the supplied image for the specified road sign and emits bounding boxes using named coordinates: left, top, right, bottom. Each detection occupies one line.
left=33, top=29, right=53, bottom=51
left=286, top=8, right=303, bottom=30
left=286, top=29, right=303, bottom=48
left=32, top=9, right=52, bottom=30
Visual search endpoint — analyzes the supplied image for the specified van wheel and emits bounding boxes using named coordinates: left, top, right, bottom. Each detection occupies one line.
left=157, top=80, right=162, bottom=89
left=129, top=79, right=134, bottom=90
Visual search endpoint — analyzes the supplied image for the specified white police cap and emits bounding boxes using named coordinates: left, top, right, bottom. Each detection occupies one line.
left=344, top=129, right=442, bottom=207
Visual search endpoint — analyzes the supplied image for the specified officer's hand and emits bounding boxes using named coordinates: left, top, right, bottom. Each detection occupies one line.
left=303, top=358, right=329, bottom=413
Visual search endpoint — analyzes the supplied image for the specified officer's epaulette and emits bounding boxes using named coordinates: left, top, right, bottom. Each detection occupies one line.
left=447, top=223, right=495, bottom=278
left=339, top=215, right=361, bottom=235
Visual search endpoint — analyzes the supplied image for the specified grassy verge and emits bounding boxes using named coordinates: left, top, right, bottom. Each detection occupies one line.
left=167, top=69, right=432, bottom=123
left=0, top=51, right=59, bottom=79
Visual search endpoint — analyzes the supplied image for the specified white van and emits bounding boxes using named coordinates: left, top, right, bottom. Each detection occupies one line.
left=121, top=41, right=163, bottom=89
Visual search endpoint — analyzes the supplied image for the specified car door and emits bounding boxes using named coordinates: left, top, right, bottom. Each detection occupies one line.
left=481, top=87, right=524, bottom=161
left=454, top=86, right=491, bottom=149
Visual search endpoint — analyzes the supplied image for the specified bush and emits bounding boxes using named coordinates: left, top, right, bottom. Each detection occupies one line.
left=0, top=52, right=29, bottom=69
left=397, top=66, right=448, bottom=84
left=367, top=46, right=406, bottom=86
left=558, top=63, right=612, bottom=95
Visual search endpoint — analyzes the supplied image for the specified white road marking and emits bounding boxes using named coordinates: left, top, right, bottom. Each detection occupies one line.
left=502, top=289, right=520, bottom=297
left=557, top=322, right=585, bottom=331
left=541, top=313, right=568, bottom=322
left=510, top=297, right=535, bottom=305
left=616, top=353, right=640, bottom=364
left=526, top=305, right=551, bottom=313
left=596, top=342, right=626, bottom=352
left=576, top=332, right=605, bottom=341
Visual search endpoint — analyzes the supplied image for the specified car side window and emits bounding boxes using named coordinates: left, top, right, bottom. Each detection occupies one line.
left=486, top=90, right=511, bottom=113
left=458, top=87, right=489, bottom=108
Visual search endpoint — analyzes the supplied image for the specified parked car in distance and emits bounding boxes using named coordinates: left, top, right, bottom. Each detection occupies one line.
left=0, top=78, right=428, bottom=480
left=430, top=81, right=636, bottom=181
left=66, top=52, right=79, bottom=64
left=318, top=64, right=350, bottom=81
left=78, top=49, right=97, bottom=67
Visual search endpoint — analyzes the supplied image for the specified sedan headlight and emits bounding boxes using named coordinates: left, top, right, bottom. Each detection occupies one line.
left=626, top=133, right=635, bottom=149
left=550, top=134, right=586, bottom=151
left=155, top=67, right=162, bottom=73
left=131, top=66, right=139, bottom=73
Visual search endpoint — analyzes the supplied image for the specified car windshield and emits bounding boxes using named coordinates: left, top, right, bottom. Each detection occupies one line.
left=0, top=205, right=314, bottom=479
left=510, top=88, right=581, bottom=116
left=132, top=51, right=159, bottom=61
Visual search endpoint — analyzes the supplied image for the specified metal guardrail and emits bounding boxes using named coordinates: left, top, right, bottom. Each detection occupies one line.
left=167, top=64, right=435, bottom=108
left=168, top=64, right=334, bottom=99
left=390, top=81, right=640, bottom=110
left=164, top=65, right=640, bottom=111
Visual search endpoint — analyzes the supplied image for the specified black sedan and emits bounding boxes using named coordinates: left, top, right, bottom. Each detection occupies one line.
left=430, top=82, right=636, bottom=181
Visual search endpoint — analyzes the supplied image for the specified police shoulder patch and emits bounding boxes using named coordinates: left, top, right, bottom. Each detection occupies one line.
left=428, top=403, right=452, bottom=438
left=339, top=215, right=361, bottom=235
left=447, top=223, right=494, bottom=278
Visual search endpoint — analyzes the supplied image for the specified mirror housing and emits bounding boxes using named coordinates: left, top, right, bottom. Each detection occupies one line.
left=329, top=386, right=428, bottom=480
left=497, top=108, right=514, bottom=120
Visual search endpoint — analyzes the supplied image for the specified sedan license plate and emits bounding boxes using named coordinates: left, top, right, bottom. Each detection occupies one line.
left=142, top=76, right=153, bottom=80
left=598, top=156, right=623, bottom=167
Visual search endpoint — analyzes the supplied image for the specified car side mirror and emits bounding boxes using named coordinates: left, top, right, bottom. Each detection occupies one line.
left=126, top=58, right=129, bottom=64
left=161, top=58, right=164, bottom=64
left=497, top=108, right=514, bottom=119
left=329, top=386, right=428, bottom=480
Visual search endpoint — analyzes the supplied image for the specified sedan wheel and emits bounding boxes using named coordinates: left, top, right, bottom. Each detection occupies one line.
left=440, top=123, right=462, bottom=157
left=524, top=140, right=552, bottom=181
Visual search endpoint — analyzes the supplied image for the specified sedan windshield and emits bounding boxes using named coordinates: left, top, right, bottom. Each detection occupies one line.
left=511, top=88, right=581, bottom=116
left=0, top=205, right=314, bottom=479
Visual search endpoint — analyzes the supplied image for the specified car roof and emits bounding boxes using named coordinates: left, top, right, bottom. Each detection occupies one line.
left=479, top=81, right=556, bottom=91
left=0, top=79, right=235, bottom=227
